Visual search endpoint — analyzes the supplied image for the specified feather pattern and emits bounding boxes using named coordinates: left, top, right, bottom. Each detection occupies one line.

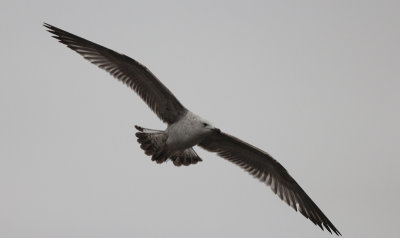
left=44, top=23, right=187, bottom=124
left=199, top=131, right=341, bottom=236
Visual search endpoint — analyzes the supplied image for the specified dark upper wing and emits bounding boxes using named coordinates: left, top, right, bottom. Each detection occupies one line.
left=44, top=23, right=187, bottom=124
left=199, top=131, right=341, bottom=236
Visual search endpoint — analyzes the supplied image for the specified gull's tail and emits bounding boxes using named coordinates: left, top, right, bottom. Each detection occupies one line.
left=170, top=148, right=202, bottom=166
left=135, top=125, right=202, bottom=166
left=135, top=125, right=167, bottom=158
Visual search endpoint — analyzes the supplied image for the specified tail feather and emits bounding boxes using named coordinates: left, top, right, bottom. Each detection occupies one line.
left=170, top=148, right=202, bottom=166
left=135, top=125, right=162, bottom=134
left=135, top=125, right=202, bottom=166
left=135, top=125, right=166, bottom=157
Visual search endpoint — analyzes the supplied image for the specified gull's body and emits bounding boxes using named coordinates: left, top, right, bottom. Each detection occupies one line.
left=166, top=111, right=213, bottom=150
left=44, top=23, right=341, bottom=235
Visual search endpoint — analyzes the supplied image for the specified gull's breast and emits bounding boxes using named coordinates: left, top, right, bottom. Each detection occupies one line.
left=165, top=112, right=208, bottom=150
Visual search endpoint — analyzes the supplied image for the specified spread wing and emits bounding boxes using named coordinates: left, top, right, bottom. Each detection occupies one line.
left=199, top=131, right=341, bottom=236
left=44, top=23, right=187, bottom=124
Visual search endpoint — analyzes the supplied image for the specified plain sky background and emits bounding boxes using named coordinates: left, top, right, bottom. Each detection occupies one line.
left=1, top=0, right=399, bottom=237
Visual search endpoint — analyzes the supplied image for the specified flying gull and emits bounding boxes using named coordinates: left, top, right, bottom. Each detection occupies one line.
left=44, top=23, right=341, bottom=235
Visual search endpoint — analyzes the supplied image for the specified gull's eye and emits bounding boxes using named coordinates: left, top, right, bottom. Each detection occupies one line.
left=203, top=123, right=208, bottom=127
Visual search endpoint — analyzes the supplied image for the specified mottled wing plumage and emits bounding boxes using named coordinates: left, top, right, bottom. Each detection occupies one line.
left=44, top=23, right=187, bottom=124
left=199, top=132, right=341, bottom=236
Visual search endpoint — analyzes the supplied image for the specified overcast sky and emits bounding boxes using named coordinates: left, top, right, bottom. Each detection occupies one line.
left=1, top=1, right=399, bottom=237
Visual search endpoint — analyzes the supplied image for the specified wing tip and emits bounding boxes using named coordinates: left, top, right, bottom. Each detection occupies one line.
left=326, top=223, right=342, bottom=236
left=311, top=214, right=341, bottom=236
left=43, top=22, right=56, bottom=32
left=43, top=23, right=62, bottom=39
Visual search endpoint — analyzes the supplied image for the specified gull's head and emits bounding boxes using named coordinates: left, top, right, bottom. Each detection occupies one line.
left=186, top=112, right=221, bottom=134
left=197, top=119, right=221, bottom=134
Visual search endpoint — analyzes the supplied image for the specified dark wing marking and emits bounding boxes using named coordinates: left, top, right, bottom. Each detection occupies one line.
left=44, top=23, right=187, bottom=124
left=199, top=131, right=341, bottom=236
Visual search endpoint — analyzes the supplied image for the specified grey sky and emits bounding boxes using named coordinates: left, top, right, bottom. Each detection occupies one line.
left=1, top=0, right=399, bottom=237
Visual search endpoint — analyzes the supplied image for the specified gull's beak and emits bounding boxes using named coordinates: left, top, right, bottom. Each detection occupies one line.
left=212, top=128, right=221, bottom=133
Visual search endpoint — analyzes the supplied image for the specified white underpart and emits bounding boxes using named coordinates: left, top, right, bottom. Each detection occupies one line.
left=166, top=111, right=213, bottom=150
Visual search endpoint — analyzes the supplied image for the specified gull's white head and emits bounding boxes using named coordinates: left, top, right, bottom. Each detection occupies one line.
left=182, top=111, right=221, bottom=135
left=194, top=117, right=221, bottom=134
